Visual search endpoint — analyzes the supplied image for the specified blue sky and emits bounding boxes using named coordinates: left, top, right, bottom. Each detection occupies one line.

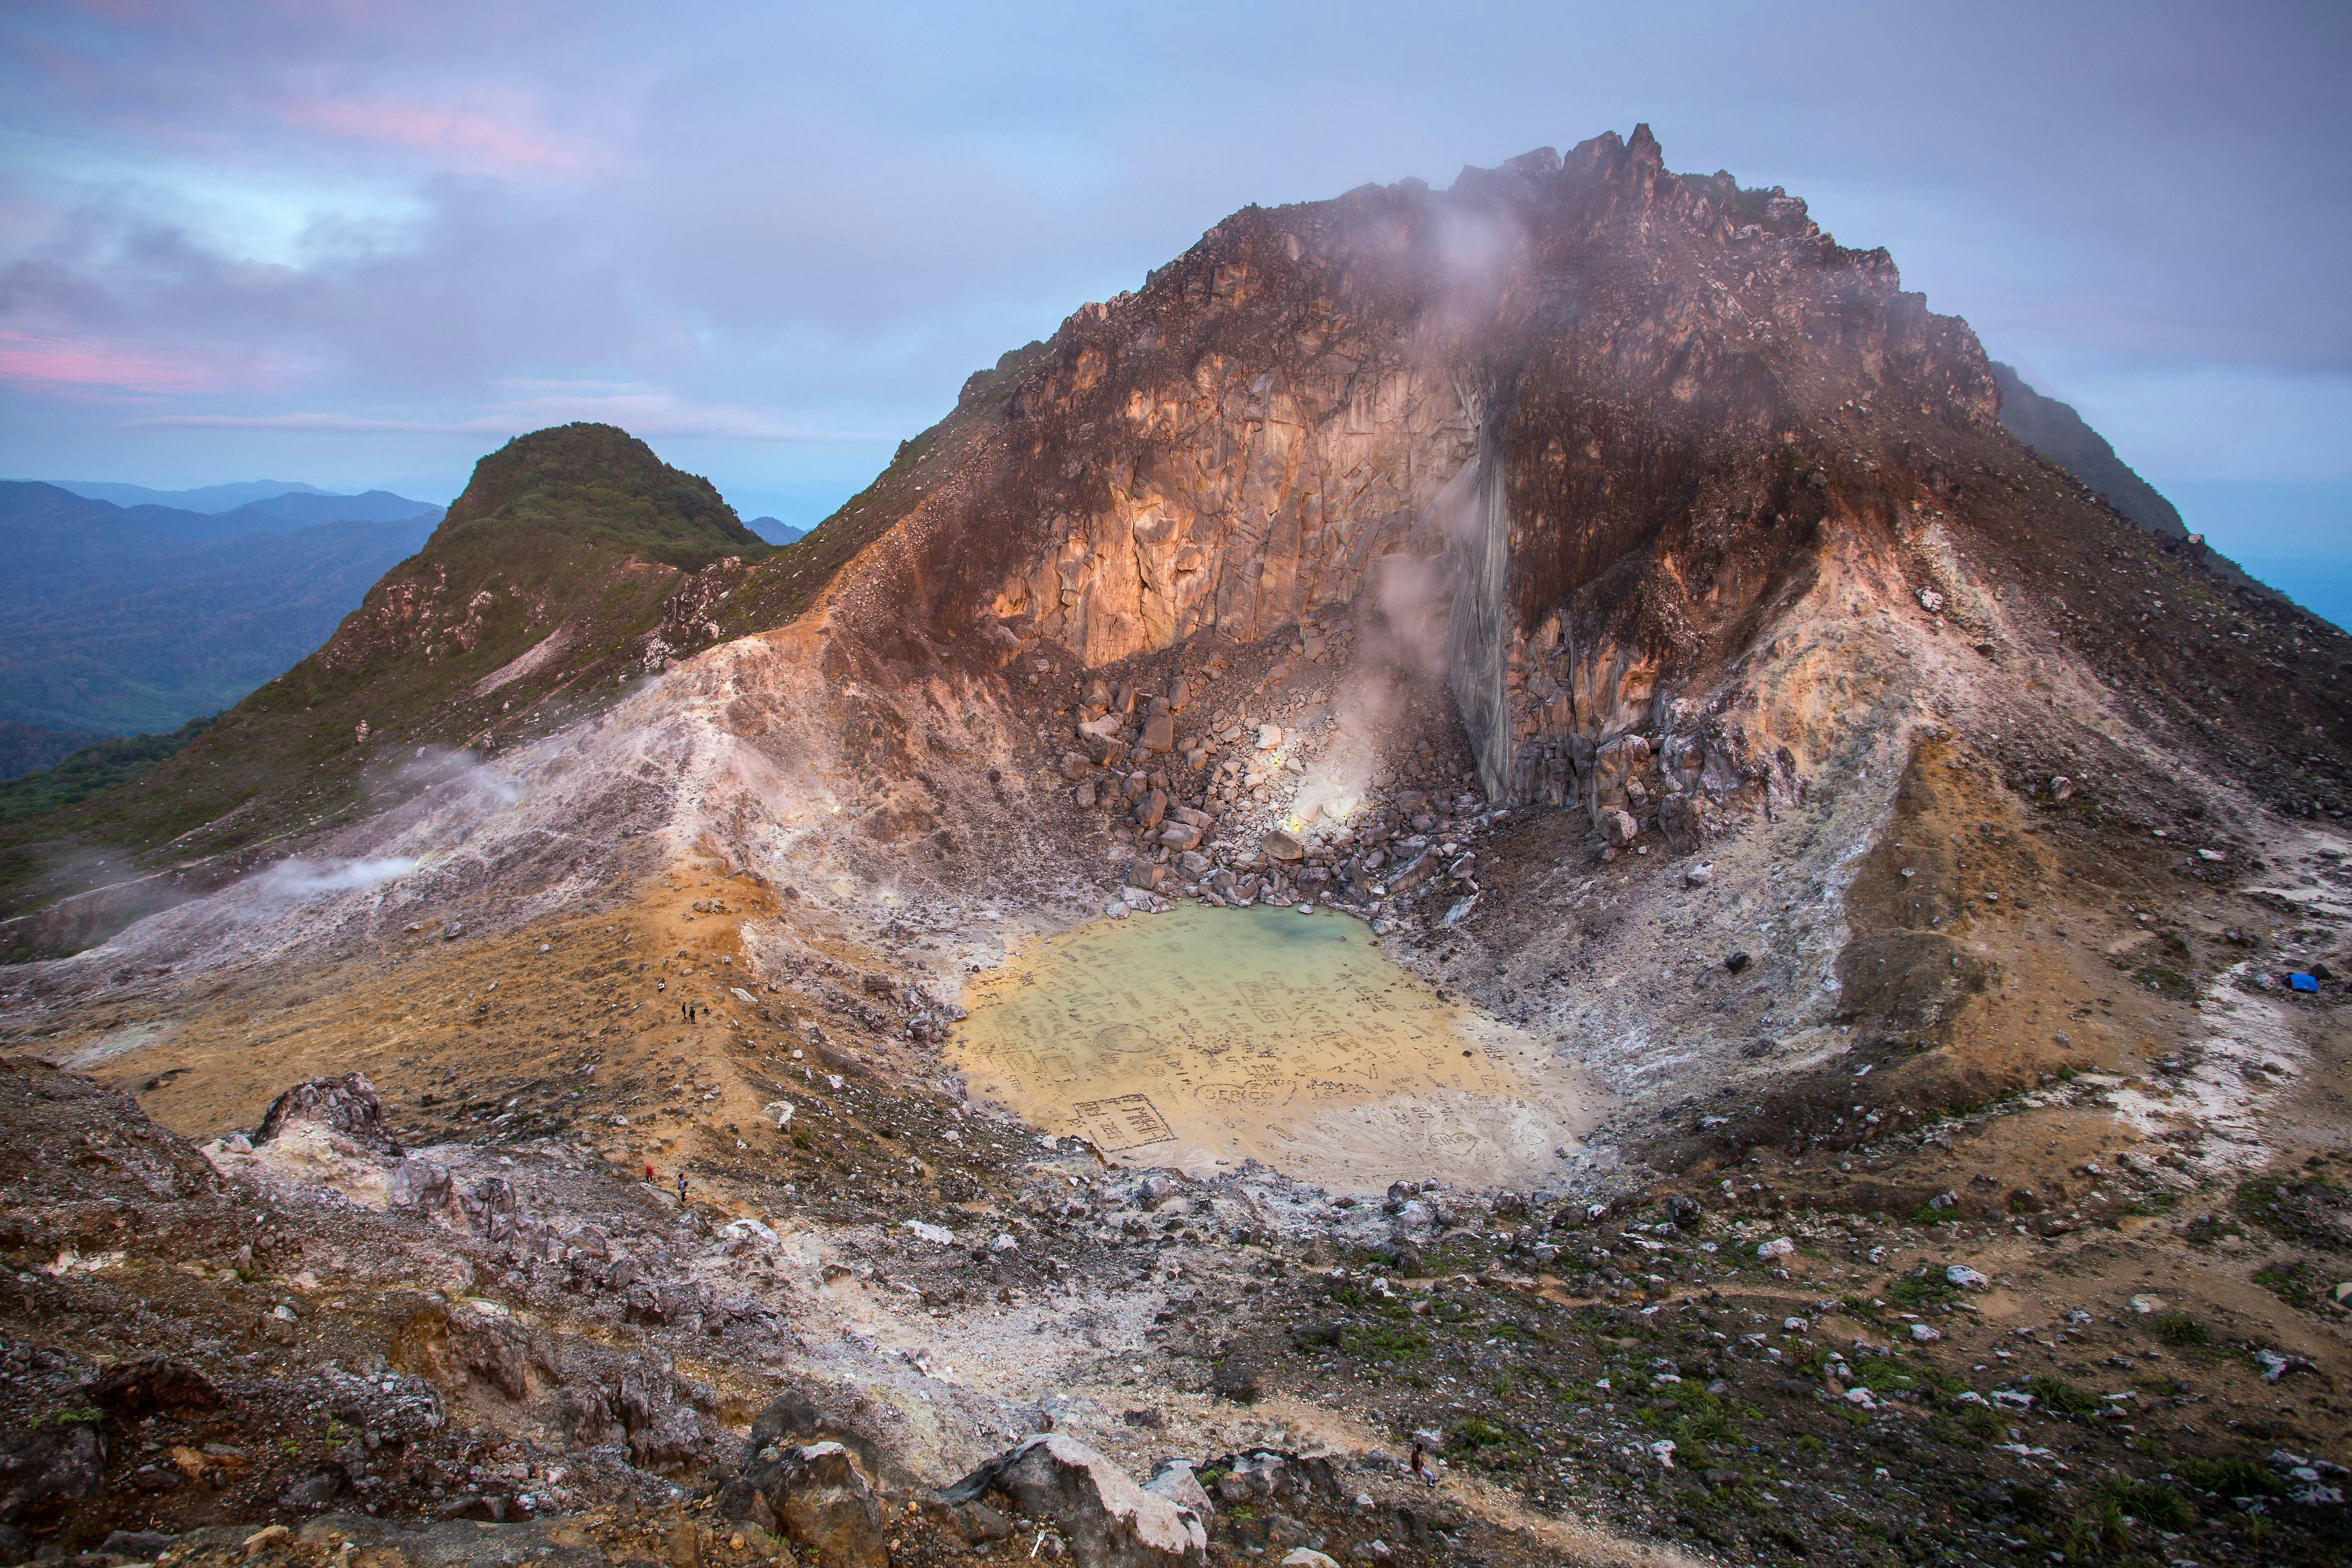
left=2, top=1, right=2345, bottom=620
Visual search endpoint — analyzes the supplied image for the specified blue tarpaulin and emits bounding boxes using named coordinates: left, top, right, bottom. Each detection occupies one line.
left=2287, top=972, right=2319, bottom=993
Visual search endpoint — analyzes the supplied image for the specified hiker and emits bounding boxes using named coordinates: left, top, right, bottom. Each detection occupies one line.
left=680, top=1000, right=688, bottom=1024
left=677, top=1173, right=689, bottom=1205
left=644, top=1161, right=655, bottom=1183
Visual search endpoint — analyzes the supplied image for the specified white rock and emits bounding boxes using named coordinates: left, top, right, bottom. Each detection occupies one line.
left=1757, top=1237, right=1795, bottom=1259
left=905, top=1220, right=957, bottom=1246
left=1946, top=1264, right=1991, bottom=1290
left=990, top=1234, right=1020, bottom=1254
left=1909, top=1323, right=1942, bottom=1343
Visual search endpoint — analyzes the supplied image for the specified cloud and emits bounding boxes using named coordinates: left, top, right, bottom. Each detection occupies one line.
left=125, top=390, right=894, bottom=442
left=0, top=0, right=2345, bottom=546
left=0, top=326, right=266, bottom=394
left=275, top=97, right=604, bottom=178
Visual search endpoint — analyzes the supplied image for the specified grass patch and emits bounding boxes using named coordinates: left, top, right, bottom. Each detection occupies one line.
left=2182, top=1456, right=2288, bottom=1500
left=2096, top=1474, right=2195, bottom=1531
left=2252, top=1258, right=2326, bottom=1310
left=2150, top=1310, right=2207, bottom=1345
left=2233, top=1175, right=2349, bottom=1250
left=1888, top=1267, right=1958, bottom=1309
left=2027, top=1373, right=2103, bottom=1417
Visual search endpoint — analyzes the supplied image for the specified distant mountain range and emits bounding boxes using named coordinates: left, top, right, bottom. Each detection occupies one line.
left=747, top=515, right=807, bottom=545
left=0, top=481, right=443, bottom=735
left=49, top=478, right=341, bottom=512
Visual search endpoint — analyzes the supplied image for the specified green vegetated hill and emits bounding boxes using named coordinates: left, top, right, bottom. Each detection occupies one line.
left=0, top=716, right=213, bottom=823
left=0, top=424, right=784, bottom=946
left=431, top=421, right=765, bottom=568
left=0, top=722, right=110, bottom=783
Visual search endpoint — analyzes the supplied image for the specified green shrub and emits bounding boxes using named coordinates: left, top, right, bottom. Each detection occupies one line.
left=2150, top=1310, right=2207, bottom=1345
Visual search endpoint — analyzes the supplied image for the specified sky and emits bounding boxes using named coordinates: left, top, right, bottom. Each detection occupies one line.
left=2, top=1, right=2347, bottom=619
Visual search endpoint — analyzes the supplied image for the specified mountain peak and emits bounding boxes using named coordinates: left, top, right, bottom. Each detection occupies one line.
left=439, top=421, right=764, bottom=570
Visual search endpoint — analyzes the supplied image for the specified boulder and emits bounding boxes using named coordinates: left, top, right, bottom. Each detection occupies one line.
left=1143, top=1460, right=1213, bottom=1524
left=1601, top=809, right=1639, bottom=846
left=1138, top=714, right=1176, bottom=754
left=1261, top=830, right=1305, bottom=862
left=941, top=1436, right=1207, bottom=1568
left=0, top=1424, right=102, bottom=1527
left=1128, top=862, right=1166, bottom=891
left=744, top=1442, right=886, bottom=1568
left=391, top=1158, right=453, bottom=1212
left=1657, top=792, right=1704, bottom=854
left=1587, top=733, right=1652, bottom=823
left=1159, top=823, right=1203, bottom=852
left=256, top=1072, right=399, bottom=1156
left=1135, top=790, right=1169, bottom=831
left=85, top=1358, right=221, bottom=1420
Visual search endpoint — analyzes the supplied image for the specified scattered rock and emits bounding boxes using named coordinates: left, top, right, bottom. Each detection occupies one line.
left=255, top=1072, right=399, bottom=1156
left=745, top=1442, right=886, bottom=1568
left=942, top=1436, right=1208, bottom=1568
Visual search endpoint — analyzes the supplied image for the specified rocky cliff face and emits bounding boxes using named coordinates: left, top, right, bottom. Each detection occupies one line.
left=788, top=130, right=2003, bottom=813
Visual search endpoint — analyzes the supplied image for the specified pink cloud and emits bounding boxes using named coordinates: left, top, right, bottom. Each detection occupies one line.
left=277, top=98, right=601, bottom=177
left=0, top=329, right=267, bottom=395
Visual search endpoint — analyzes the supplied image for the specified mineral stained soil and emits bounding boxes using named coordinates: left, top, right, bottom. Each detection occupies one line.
left=952, top=903, right=1599, bottom=1192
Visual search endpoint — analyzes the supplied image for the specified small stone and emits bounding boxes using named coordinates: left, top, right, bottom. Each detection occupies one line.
left=1757, top=1237, right=1794, bottom=1258
left=1909, top=1323, right=1942, bottom=1343
left=1946, top=1265, right=1990, bottom=1290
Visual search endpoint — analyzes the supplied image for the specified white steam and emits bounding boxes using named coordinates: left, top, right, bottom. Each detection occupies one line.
left=249, top=856, right=421, bottom=900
